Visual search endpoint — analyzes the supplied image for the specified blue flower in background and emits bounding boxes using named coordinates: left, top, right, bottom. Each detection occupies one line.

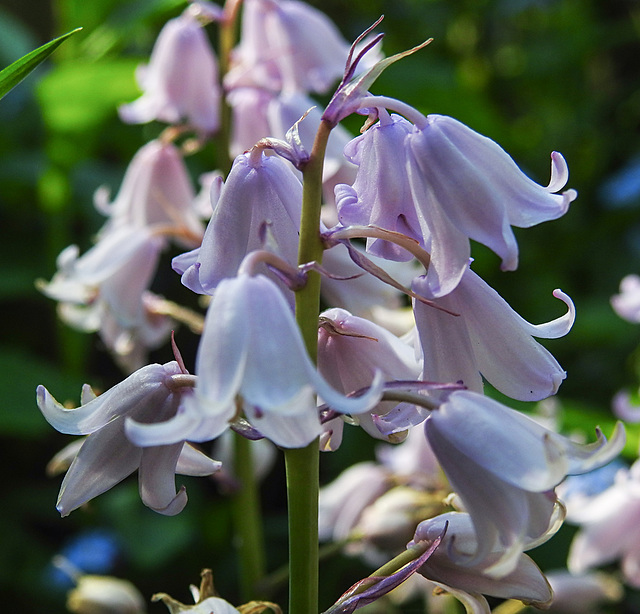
left=600, top=155, right=640, bottom=209
left=560, top=458, right=627, bottom=501
left=44, top=529, right=121, bottom=590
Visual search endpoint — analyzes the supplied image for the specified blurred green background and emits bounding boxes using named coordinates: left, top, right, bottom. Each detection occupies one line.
left=1, top=0, right=639, bottom=611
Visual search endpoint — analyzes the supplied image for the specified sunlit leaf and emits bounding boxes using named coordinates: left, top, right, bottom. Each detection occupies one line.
left=0, top=28, right=82, bottom=100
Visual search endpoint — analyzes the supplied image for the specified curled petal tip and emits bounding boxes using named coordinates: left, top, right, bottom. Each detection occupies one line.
left=547, top=151, right=570, bottom=193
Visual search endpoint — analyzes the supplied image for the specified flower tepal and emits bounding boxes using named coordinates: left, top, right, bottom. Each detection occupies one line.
left=37, top=361, right=220, bottom=516
left=127, top=272, right=384, bottom=449
left=424, top=391, right=625, bottom=576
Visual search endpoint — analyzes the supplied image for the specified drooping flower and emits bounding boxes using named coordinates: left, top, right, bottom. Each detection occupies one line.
left=406, top=114, right=576, bottom=295
left=424, top=391, right=625, bottom=576
left=410, top=512, right=554, bottom=614
left=567, top=458, right=640, bottom=587
left=119, top=11, right=221, bottom=134
left=172, top=149, right=303, bottom=294
left=38, top=227, right=173, bottom=371
left=224, top=0, right=359, bottom=94
left=94, top=139, right=203, bottom=247
left=412, top=265, right=575, bottom=401
left=544, top=570, right=623, bottom=613
left=126, top=271, right=384, bottom=449
left=37, top=361, right=221, bottom=516
left=317, top=307, right=424, bottom=448
left=335, top=111, right=423, bottom=261
left=335, top=106, right=576, bottom=296
left=611, top=273, right=640, bottom=323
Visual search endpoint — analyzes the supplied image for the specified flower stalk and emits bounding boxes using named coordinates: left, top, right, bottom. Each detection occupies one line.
left=284, top=118, right=332, bottom=614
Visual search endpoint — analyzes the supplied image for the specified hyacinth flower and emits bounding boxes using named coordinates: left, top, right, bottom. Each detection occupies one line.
left=567, top=458, right=640, bottom=587
left=326, top=44, right=576, bottom=295
left=94, top=139, right=203, bottom=248
left=409, top=512, right=554, bottom=613
left=412, top=264, right=575, bottom=401
left=119, top=9, right=221, bottom=134
left=224, top=0, right=365, bottom=95
left=37, top=361, right=221, bottom=516
left=126, top=259, right=384, bottom=449
left=38, top=226, right=172, bottom=370
left=172, top=148, right=303, bottom=295
left=424, top=390, right=625, bottom=577
left=317, top=307, right=424, bottom=448
left=335, top=111, right=423, bottom=262
left=611, top=273, right=640, bottom=323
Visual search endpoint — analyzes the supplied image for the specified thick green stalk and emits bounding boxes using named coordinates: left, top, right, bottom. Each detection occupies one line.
left=284, top=119, right=332, bottom=614
left=232, top=431, right=266, bottom=601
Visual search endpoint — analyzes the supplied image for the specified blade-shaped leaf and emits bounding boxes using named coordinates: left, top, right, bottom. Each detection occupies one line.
left=0, top=27, right=82, bottom=100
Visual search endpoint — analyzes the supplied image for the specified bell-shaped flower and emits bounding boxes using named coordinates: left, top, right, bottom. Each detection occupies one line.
left=119, top=12, right=220, bottom=134
left=544, top=570, right=623, bottom=613
left=567, top=459, right=640, bottom=587
left=410, top=512, right=554, bottom=613
left=611, top=273, right=640, bottom=323
left=406, top=114, right=576, bottom=295
left=412, top=265, right=575, bottom=401
left=38, top=227, right=172, bottom=371
left=172, top=149, right=302, bottom=294
left=317, top=307, right=424, bottom=448
left=424, top=390, right=625, bottom=576
left=126, top=272, right=384, bottom=449
left=224, top=0, right=354, bottom=94
left=37, top=361, right=221, bottom=516
left=227, top=87, right=273, bottom=157
left=319, top=461, right=391, bottom=544
left=94, top=139, right=203, bottom=248
left=337, top=106, right=575, bottom=296
left=335, top=112, right=423, bottom=261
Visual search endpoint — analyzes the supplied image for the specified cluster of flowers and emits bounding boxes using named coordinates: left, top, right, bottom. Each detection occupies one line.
left=36, top=0, right=626, bottom=612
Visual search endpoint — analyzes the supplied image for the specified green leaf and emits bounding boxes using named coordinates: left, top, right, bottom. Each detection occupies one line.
left=0, top=27, right=82, bottom=101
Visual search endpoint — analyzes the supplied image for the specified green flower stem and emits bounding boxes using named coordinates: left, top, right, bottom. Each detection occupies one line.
left=232, top=431, right=267, bottom=601
left=284, top=118, right=332, bottom=614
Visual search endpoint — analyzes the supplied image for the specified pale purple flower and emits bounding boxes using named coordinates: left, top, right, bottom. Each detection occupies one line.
left=611, top=273, right=640, bottom=323
left=425, top=391, right=625, bottom=576
left=412, top=265, right=575, bottom=401
left=410, top=512, right=554, bottom=613
left=37, top=361, right=221, bottom=516
left=317, top=307, right=423, bottom=448
left=172, top=150, right=302, bottom=294
left=94, top=139, right=203, bottom=248
left=319, top=462, right=391, bottom=544
left=335, top=112, right=423, bottom=261
left=119, top=12, right=220, bottom=134
left=337, top=108, right=576, bottom=296
left=544, top=570, right=623, bottom=613
left=126, top=272, right=384, bottom=448
left=224, top=0, right=354, bottom=94
left=407, top=114, right=576, bottom=295
left=612, top=389, right=640, bottom=422
left=567, top=459, right=640, bottom=587
left=39, top=227, right=172, bottom=370
left=226, top=87, right=273, bottom=157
